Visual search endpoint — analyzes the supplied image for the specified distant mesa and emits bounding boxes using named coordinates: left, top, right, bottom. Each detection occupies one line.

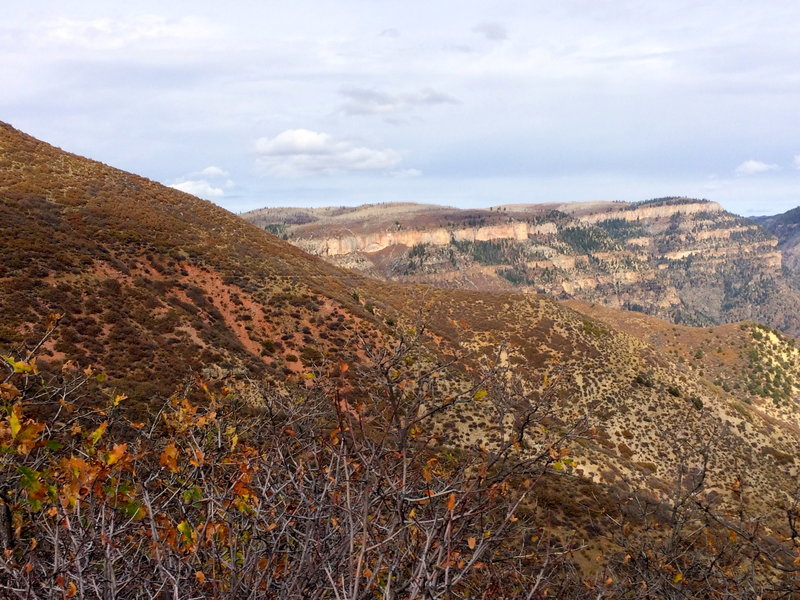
left=242, top=197, right=800, bottom=336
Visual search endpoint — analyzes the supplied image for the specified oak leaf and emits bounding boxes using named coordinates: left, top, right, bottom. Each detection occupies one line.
left=160, top=443, right=179, bottom=472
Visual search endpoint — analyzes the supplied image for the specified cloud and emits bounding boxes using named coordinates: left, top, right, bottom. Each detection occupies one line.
left=735, top=160, right=779, bottom=176
left=472, top=22, right=507, bottom=41
left=40, top=15, right=218, bottom=50
left=199, top=165, right=229, bottom=178
left=169, top=180, right=225, bottom=199
left=340, top=87, right=459, bottom=116
left=794, top=155, right=800, bottom=170
left=254, top=129, right=402, bottom=176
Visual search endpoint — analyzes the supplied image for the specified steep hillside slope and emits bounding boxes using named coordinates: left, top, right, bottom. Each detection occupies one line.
left=0, top=122, right=386, bottom=408
left=244, top=200, right=800, bottom=336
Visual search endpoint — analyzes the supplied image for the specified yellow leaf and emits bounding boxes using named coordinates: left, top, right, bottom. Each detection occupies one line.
left=9, top=404, right=22, bottom=438
left=473, top=389, right=488, bottom=402
left=112, top=394, right=127, bottom=407
left=673, top=573, right=683, bottom=583
left=88, top=421, right=107, bottom=446
left=3, top=356, right=36, bottom=374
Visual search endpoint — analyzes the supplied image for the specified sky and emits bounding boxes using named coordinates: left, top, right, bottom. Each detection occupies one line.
left=2, top=1, right=800, bottom=216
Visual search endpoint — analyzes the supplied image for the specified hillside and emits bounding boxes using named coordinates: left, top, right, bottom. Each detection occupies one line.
left=4, top=123, right=800, bottom=596
left=0, top=122, right=387, bottom=411
left=244, top=199, right=800, bottom=336
left=754, top=205, right=800, bottom=278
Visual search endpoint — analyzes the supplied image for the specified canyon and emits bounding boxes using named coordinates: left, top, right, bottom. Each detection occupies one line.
left=243, top=198, right=800, bottom=336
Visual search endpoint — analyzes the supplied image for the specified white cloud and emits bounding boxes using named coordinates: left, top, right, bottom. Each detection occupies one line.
left=169, top=179, right=225, bottom=199
left=472, top=22, right=507, bottom=41
left=40, top=15, right=218, bottom=50
left=735, top=160, right=779, bottom=176
left=254, top=129, right=402, bottom=176
left=340, top=87, right=459, bottom=117
left=199, top=165, right=229, bottom=178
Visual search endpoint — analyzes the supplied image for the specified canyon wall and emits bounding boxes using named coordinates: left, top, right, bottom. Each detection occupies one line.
left=241, top=199, right=800, bottom=335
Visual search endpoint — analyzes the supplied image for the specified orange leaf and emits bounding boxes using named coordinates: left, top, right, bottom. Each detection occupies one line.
left=188, top=449, right=205, bottom=467
left=447, top=492, right=456, bottom=512
left=160, top=443, right=179, bottom=472
left=467, top=537, right=476, bottom=550
left=195, top=571, right=206, bottom=584
left=65, top=582, right=78, bottom=598
left=106, top=443, right=127, bottom=466
left=0, top=383, right=19, bottom=401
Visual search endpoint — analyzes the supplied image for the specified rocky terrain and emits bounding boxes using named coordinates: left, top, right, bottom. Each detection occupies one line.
left=4, top=122, right=800, bottom=595
left=754, top=205, right=800, bottom=278
left=244, top=199, right=800, bottom=336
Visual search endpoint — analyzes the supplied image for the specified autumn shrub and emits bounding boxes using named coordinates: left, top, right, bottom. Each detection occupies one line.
left=2, top=322, right=800, bottom=598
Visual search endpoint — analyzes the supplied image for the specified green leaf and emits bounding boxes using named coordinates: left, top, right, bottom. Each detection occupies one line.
left=121, top=500, right=145, bottom=520
left=177, top=520, right=194, bottom=543
left=182, top=486, right=203, bottom=505
left=45, top=440, right=64, bottom=452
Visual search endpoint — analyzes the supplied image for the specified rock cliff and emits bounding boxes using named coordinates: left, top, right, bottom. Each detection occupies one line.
left=242, top=198, right=800, bottom=336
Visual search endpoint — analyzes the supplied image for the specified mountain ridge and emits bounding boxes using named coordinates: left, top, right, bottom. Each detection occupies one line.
left=243, top=199, right=800, bottom=335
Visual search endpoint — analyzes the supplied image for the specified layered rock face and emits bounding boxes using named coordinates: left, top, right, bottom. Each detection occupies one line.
left=754, top=206, right=800, bottom=277
left=242, top=198, right=800, bottom=335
